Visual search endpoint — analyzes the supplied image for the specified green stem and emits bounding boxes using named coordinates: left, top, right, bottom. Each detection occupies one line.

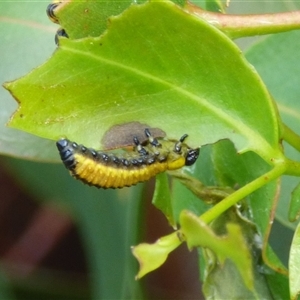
left=282, top=123, right=300, bottom=153
left=185, top=3, right=300, bottom=39
left=283, top=158, right=300, bottom=176
left=199, top=163, right=286, bottom=224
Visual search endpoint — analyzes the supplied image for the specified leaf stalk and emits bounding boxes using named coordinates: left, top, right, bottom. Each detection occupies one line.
left=282, top=123, right=300, bottom=153
left=185, top=3, right=300, bottom=39
left=199, top=163, right=287, bottom=224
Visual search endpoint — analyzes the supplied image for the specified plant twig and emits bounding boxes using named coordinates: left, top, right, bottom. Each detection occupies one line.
left=170, top=170, right=233, bottom=203
left=199, top=163, right=286, bottom=224
left=186, top=3, right=300, bottom=39
left=282, top=123, right=300, bottom=154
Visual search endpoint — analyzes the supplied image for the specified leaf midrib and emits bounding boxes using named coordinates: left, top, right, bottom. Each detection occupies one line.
left=61, top=44, right=280, bottom=161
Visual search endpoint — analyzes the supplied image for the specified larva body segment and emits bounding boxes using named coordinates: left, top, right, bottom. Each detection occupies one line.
left=73, top=152, right=168, bottom=188
left=56, top=129, right=200, bottom=189
left=46, top=2, right=60, bottom=24
left=46, top=1, right=69, bottom=45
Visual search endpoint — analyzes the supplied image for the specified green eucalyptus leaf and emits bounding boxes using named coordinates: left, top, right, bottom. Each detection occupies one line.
left=212, top=139, right=286, bottom=273
left=152, top=173, right=176, bottom=228
left=180, top=210, right=254, bottom=291
left=132, top=232, right=182, bottom=279
left=289, top=182, right=300, bottom=222
left=202, top=258, right=273, bottom=300
left=245, top=30, right=300, bottom=229
left=264, top=270, right=290, bottom=300
left=0, top=1, right=59, bottom=160
left=5, top=0, right=280, bottom=163
left=201, top=219, right=275, bottom=300
left=289, top=222, right=300, bottom=300
left=52, top=0, right=133, bottom=39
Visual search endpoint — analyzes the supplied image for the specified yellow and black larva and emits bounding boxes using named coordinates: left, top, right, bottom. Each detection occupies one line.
left=46, top=2, right=69, bottom=45
left=56, top=129, right=200, bottom=189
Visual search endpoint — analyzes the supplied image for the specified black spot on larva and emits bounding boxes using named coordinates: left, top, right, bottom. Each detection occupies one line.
left=121, top=158, right=130, bottom=167
left=101, top=153, right=110, bottom=162
left=91, top=150, right=97, bottom=158
left=112, top=156, right=120, bottom=165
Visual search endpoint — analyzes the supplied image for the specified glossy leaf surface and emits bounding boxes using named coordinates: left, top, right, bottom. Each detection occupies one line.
left=290, top=182, right=300, bottom=222
left=52, top=0, right=132, bottom=39
left=152, top=173, right=176, bottom=228
left=289, top=221, right=300, bottom=300
left=180, top=210, right=254, bottom=290
left=5, top=1, right=280, bottom=163
left=245, top=30, right=300, bottom=229
left=212, top=140, right=286, bottom=273
left=52, top=0, right=186, bottom=40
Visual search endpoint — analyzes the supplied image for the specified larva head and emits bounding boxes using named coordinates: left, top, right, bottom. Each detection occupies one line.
left=160, top=134, right=200, bottom=170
